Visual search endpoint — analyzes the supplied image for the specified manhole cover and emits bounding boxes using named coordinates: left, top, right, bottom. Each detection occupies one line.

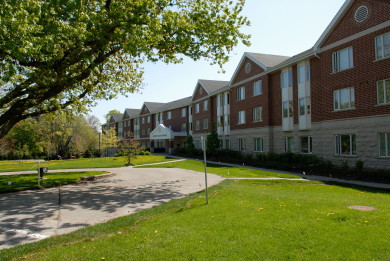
left=348, top=205, right=377, bottom=211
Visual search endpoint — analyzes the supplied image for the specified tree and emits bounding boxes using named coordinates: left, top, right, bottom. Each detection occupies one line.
left=101, top=127, right=119, bottom=157
left=0, top=137, right=15, bottom=159
left=105, top=110, right=121, bottom=123
left=0, top=0, right=250, bottom=138
left=118, top=133, right=145, bottom=166
left=87, top=115, right=101, bottom=133
left=206, top=122, right=220, bottom=156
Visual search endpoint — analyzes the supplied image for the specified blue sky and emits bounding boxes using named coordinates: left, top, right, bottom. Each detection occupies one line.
left=90, top=0, right=346, bottom=124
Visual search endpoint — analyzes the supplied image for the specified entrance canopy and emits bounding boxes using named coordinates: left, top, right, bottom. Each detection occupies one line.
left=150, top=124, right=187, bottom=140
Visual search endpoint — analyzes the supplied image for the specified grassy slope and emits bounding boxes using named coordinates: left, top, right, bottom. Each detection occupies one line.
left=0, top=155, right=175, bottom=172
left=0, top=171, right=107, bottom=193
left=138, top=159, right=301, bottom=178
left=1, top=180, right=389, bottom=260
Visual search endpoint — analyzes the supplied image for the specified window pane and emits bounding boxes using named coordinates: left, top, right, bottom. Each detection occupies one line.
left=340, top=88, right=350, bottom=109
left=339, top=48, right=350, bottom=71
left=288, top=70, right=293, bottom=87
left=384, top=33, right=390, bottom=58
left=301, top=137, right=308, bottom=153
left=351, top=134, right=356, bottom=155
left=306, top=63, right=310, bottom=81
left=299, top=98, right=305, bottom=116
left=298, top=66, right=304, bottom=84
left=288, top=101, right=294, bottom=117
left=376, top=36, right=383, bottom=59
left=379, top=133, right=386, bottom=156
left=350, top=87, right=355, bottom=108
left=340, top=135, right=351, bottom=155
left=378, top=80, right=385, bottom=104
left=334, top=90, right=339, bottom=110
left=283, top=101, right=288, bottom=118
left=386, top=80, right=390, bottom=104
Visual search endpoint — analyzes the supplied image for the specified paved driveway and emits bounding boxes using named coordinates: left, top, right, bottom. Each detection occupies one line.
left=0, top=167, right=224, bottom=249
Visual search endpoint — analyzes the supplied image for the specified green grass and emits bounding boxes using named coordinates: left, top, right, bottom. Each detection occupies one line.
left=2, top=180, right=388, bottom=260
left=0, top=155, right=176, bottom=172
left=138, top=159, right=301, bottom=178
left=0, top=171, right=107, bottom=193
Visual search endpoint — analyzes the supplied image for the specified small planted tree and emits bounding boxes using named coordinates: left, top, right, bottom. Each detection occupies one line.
left=119, top=133, right=145, bottom=166
left=101, top=127, right=119, bottom=157
left=206, top=123, right=220, bottom=157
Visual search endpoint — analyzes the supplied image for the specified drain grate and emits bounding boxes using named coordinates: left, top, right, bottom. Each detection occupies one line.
left=348, top=205, right=377, bottom=211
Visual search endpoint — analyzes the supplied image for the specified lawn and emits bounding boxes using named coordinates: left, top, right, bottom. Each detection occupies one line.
left=0, top=171, right=107, bottom=193
left=0, top=155, right=176, bottom=172
left=1, top=180, right=388, bottom=260
left=138, top=159, right=301, bottom=178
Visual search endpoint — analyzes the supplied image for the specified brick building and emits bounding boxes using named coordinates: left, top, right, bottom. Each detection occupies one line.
left=103, top=0, right=390, bottom=169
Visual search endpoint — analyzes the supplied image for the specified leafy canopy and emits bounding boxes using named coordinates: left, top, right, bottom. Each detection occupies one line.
left=0, top=0, right=250, bottom=138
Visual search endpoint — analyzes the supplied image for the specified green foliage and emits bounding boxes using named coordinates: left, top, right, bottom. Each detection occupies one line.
left=0, top=0, right=250, bottom=138
left=118, top=133, right=146, bottom=165
left=206, top=122, right=220, bottom=155
left=101, top=127, right=119, bottom=157
left=185, top=135, right=195, bottom=150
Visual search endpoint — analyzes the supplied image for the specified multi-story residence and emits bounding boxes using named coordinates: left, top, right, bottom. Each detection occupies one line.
left=103, top=0, right=390, bottom=169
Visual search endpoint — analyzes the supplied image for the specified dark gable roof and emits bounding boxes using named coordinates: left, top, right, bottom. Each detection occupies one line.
left=198, top=79, right=229, bottom=94
left=144, top=102, right=166, bottom=114
left=124, top=108, right=141, bottom=119
left=111, top=113, right=124, bottom=122
left=158, top=96, right=192, bottom=112
left=246, top=52, right=290, bottom=69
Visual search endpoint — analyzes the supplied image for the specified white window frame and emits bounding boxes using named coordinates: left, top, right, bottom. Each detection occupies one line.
left=300, top=136, right=312, bottom=154
left=377, top=79, right=390, bottom=105
left=379, top=133, right=390, bottom=157
left=237, top=87, right=245, bottom=101
left=254, top=138, right=263, bottom=152
left=334, top=87, right=355, bottom=111
left=252, top=107, right=263, bottom=122
left=335, top=134, right=356, bottom=156
left=203, top=100, right=208, bottom=111
left=375, top=32, right=390, bottom=60
left=203, top=118, right=208, bottom=129
left=237, top=110, right=246, bottom=125
left=284, top=137, right=294, bottom=152
left=181, top=123, right=187, bottom=132
left=147, top=116, right=151, bottom=123
left=167, top=111, right=172, bottom=120
left=195, top=103, right=200, bottom=113
left=239, top=138, right=246, bottom=151
left=253, top=80, right=262, bottom=96
left=142, top=117, right=145, bottom=124
left=181, top=108, right=186, bottom=117
left=332, top=46, right=353, bottom=73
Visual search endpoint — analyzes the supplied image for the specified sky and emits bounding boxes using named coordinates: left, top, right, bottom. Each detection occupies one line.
left=90, top=0, right=346, bottom=124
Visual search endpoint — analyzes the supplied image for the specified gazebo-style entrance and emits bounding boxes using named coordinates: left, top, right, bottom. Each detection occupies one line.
left=149, top=124, right=187, bottom=154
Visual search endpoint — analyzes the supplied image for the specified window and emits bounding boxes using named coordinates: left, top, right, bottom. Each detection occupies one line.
left=284, top=137, right=294, bottom=152
left=298, top=63, right=310, bottom=84
left=377, top=79, right=390, bottom=105
left=281, top=69, right=293, bottom=88
left=300, top=136, right=312, bottom=154
left=195, top=103, right=200, bottom=113
left=237, top=87, right=245, bottom=101
left=375, top=32, right=390, bottom=60
left=166, top=111, right=172, bottom=120
left=299, top=98, right=305, bottom=116
left=181, top=123, right=187, bottom=132
left=147, top=116, right=150, bottom=123
left=147, top=128, right=150, bottom=135
left=195, top=120, right=200, bottom=130
left=203, top=118, right=208, bottom=129
left=253, top=80, right=262, bottom=96
left=335, top=134, right=356, bottom=156
left=239, top=138, right=246, bottom=151
left=283, top=101, right=294, bottom=118
left=245, top=63, right=251, bottom=73
left=225, top=93, right=230, bottom=104
left=253, top=107, right=263, bottom=122
left=203, top=100, right=208, bottom=111
left=238, top=110, right=246, bottom=124
left=218, top=116, right=223, bottom=127
left=181, top=108, right=186, bottom=117
left=379, top=133, right=390, bottom=157
left=141, top=129, right=145, bottom=135
left=142, top=117, right=145, bottom=124
left=334, top=87, right=355, bottom=110
left=254, top=138, right=263, bottom=152
left=225, top=139, right=230, bottom=149
left=332, top=46, right=353, bottom=72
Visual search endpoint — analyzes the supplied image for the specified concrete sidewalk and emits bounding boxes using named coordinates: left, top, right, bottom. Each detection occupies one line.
left=0, top=167, right=224, bottom=249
